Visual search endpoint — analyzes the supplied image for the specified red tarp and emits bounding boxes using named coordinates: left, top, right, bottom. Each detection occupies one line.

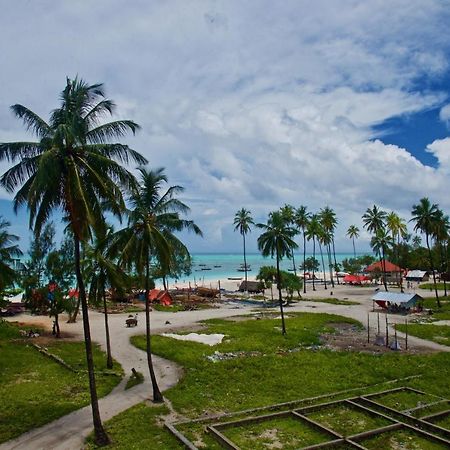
left=148, top=289, right=172, bottom=306
left=343, top=274, right=370, bottom=284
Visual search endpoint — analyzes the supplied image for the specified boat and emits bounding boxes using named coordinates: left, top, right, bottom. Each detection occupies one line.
left=213, top=265, right=222, bottom=268
left=228, top=277, right=243, bottom=280
left=201, top=267, right=212, bottom=271
left=237, top=263, right=251, bottom=272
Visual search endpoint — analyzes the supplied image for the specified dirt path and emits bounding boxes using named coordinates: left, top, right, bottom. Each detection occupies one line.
left=2, top=286, right=448, bottom=449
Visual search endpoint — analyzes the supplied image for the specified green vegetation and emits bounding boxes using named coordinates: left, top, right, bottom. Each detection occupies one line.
left=421, top=297, right=450, bottom=321
left=373, top=389, right=438, bottom=410
left=397, top=323, right=450, bottom=346
left=420, top=283, right=449, bottom=291
left=0, top=321, right=122, bottom=443
left=361, top=428, right=447, bottom=449
left=223, top=416, right=332, bottom=449
left=85, top=404, right=179, bottom=449
left=307, top=403, right=392, bottom=436
left=125, top=371, right=144, bottom=390
left=303, top=297, right=359, bottom=305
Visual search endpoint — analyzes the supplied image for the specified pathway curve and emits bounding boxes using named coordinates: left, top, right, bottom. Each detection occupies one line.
left=2, top=286, right=449, bottom=449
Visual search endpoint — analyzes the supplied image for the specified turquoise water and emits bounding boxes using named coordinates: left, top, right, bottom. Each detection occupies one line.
left=172, top=252, right=364, bottom=284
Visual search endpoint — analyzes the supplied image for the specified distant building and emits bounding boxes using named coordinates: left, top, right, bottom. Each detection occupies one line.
left=372, top=291, right=423, bottom=312
left=238, top=280, right=264, bottom=293
left=365, top=260, right=404, bottom=283
left=405, top=270, right=430, bottom=282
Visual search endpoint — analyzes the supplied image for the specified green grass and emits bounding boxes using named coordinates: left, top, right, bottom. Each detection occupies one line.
left=421, top=297, right=450, bottom=321
left=373, top=389, right=439, bottom=411
left=91, top=312, right=450, bottom=448
left=306, top=403, right=392, bottom=436
left=420, top=283, right=449, bottom=291
left=397, top=323, right=450, bottom=346
left=85, top=404, right=180, bottom=449
left=361, top=428, right=448, bottom=449
left=223, top=415, right=332, bottom=449
left=125, top=370, right=144, bottom=390
left=152, top=304, right=185, bottom=312
left=302, top=297, right=359, bottom=305
left=0, top=321, right=123, bottom=443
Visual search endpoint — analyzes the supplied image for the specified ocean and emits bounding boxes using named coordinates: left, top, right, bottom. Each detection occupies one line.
left=173, top=252, right=365, bottom=284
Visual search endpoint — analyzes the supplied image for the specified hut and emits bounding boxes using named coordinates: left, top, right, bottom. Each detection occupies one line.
left=405, top=270, right=430, bottom=282
left=365, top=260, right=404, bottom=283
left=238, top=280, right=264, bottom=293
left=372, top=292, right=423, bottom=313
left=342, top=274, right=371, bottom=285
left=148, top=289, right=173, bottom=306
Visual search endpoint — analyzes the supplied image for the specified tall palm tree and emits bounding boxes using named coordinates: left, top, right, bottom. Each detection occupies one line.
left=432, top=209, right=449, bottom=297
left=386, top=212, right=407, bottom=290
left=0, top=77, right=146, bottom=445
left=317, top=228, right=329, bottom=290
left=0, top=217, right=22, bottom=300
left=257, top=211, right=297, bottom=334
left=86, top=228, right=129, bottom=369
left=115, top=167, right=201, bottom=402
left=362, top=205, right=387, bottom=234
left=294, top=206, right=310, bottom=293
left=346, top=225, right=360, bottom=259
left=411, top=198, right=441, bottom=307
left=320, top=206, right=338, bottom=286
left=305, top=214, right=321, bottom=291
left=370, top=228, right=394, bottom=292
left=233, top=208, right=254, bottom=289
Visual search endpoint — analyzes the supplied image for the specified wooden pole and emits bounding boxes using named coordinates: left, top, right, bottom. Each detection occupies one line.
left=218, top=280, right=221, bottom=300
left=377, top=313, right=380, bottom=335
left=405, top=319, right=408, bottom=350
left=367, top=313, right=370, bottom=343
left=385, top=314, right=389, bottom=348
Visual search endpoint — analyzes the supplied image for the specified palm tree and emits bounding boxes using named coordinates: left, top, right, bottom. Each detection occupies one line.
left=257, top=211, right=297, bottom=334
left=0, top=77, right=146, bottom=445
left=370, top=228, right=394, bottom=292
left=233, top=208, right=254, bottom=289
left=0, top=217, right=22, bottom=300
left=317, top=228, right=329, bottom=290
left=362, top=205, right=387, bottom=234
left=411, top=198, right=441, bottom=307
left=86, top=228, right=129, bottom=369
left=320, top=206, right=338, bottom=286
left=305, top=215, right=322, bottom=291
left=432, top=209, right=449, bottom=297
left=115, top=167, right=201, bottom=402
left=294, top=206, right=310, bottom=293
left=386, top=212, right=407, bottom=290
left=346, top=225, right=360, bottom=259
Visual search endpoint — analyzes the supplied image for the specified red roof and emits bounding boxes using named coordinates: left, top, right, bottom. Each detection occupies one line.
left=148, top=289, right=172, bottom=306
left=366, top=260, right=403, bottom=272
left=343, top=274, right=370, bottom=284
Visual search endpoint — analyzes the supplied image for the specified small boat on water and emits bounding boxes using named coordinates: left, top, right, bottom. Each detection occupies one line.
left=228, top=277, right=243, bottom=280
left=213, top=265, right=222, bottom=268
left=201, top=267, right=212, bottom=271
left=198, top=264, right=207, bottom=267
left=237, top=263, right=251, bottom=272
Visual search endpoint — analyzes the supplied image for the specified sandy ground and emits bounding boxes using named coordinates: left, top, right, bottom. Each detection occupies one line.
left=1, top=282, right=449, bottom=450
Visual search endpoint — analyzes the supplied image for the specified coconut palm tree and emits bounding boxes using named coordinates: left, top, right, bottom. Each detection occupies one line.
left=346, top=225, right=360, bottom=259
left=0, top=217, right=22, bottom=300
left=411, top=198, right=441, bottom=307
left=370, top=228, right=394, bottom=292
left=317, top=228, right=329, bottom=290
left=115, top=167, right=201, bottom=402
left=362, top=205, right=387, bottom=234
left=319, top=206, right=338, bottom=286
left=294, top=206, right=310, bottom=294
left=257, top=211, right=297, bottom=334
left=386, top=212, right=407, bottom=290
left=0, top=77, right=146, bottom=445
left=233, top=208, right=254, bottom=289
left=86, top=228, right=129, bottom=369
left=432, top=209, right=450, bottom=297
left=305, top=214, right=322, bottom=291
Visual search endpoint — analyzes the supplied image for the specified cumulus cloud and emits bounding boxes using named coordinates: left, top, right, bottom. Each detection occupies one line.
left=1, top=0, right=450, bottom=251
left=440, top=104, right=450, bottom=126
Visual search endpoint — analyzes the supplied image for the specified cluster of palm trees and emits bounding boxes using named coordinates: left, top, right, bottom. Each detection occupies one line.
left=234, top=205, right=343, bottom=334
left=0, top=78, right=200, bottom=445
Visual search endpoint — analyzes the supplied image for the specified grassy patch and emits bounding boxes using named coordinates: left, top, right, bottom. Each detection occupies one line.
left=303, top=297, right=359, bottom=305
left=306, top=403, right=392, bottom=436
left=0, top=321, right=122, bottom=443
left=152, top=304, right=185, bottom=312
left=361, top=428, right=448, bottom=449
left=397, top=323, right=450, bottom=346
left=372, top=389, right=438, bottom=411
left=223, top=415, right=332, bottom=449
left=85, top=404, right=180, bottom=449
left=125, top=371, right=144, bottom=390
left=421, top=297, right=450, bottom=321
left=420, top=283, right=449, bottom=291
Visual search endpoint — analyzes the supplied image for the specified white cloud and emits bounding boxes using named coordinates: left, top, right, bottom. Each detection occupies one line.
left=1, top=1, right=450, bottom=251
left=439, top=104, right=450, bottom=125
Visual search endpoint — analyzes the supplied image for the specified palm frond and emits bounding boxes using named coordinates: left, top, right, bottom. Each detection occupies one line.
left=86, top=120, right=140, bottom=143
left=10, top=105, right=51, bottom=138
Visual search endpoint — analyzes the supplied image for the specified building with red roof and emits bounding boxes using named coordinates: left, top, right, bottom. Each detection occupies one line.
left=365, top=260, right=403, bottom=273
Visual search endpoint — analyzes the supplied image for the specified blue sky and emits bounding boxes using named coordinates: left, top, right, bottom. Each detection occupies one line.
left=1, top=1, right=450, bottom=253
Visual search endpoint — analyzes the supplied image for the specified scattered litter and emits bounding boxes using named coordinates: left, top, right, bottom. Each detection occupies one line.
left=19, top=330, right=40, bottom=338
left=206, top=350, right=262, bottom=362
left=162, top=332, right=225, bottom=346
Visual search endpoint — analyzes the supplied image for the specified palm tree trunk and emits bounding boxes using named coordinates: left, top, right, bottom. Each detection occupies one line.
left=312, top=238, right=316, bottom=291
left=332, top=238, right=340, bottom=285
left=439, top=241, right=447, bottom=297
left=327, top=243, right=334, bottom=288
left=426, top=234, right=441, bottom=308
left=74, top=236, right=109, bottom=446
left=67, top=288, right=81, bottom=323
left=352, top=237, right=356, bottom=259
left=243, top=232, right=248, bottom=292
left=102, top=289, right=113, bottom=369
left=162, top=276, right=167, bottom=291
left=54, top=312, right=60, bottom=338
left=276, top=248, right=286, bottom=335
left=303, top=231, right=307, bottom=294
left=291, top=247, right=301, bottom=298
left=319, top=241, right=327, bottom=290
left=145, top=257, right=163, bottom=402
left=380, top=249, right=388, bottom=292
